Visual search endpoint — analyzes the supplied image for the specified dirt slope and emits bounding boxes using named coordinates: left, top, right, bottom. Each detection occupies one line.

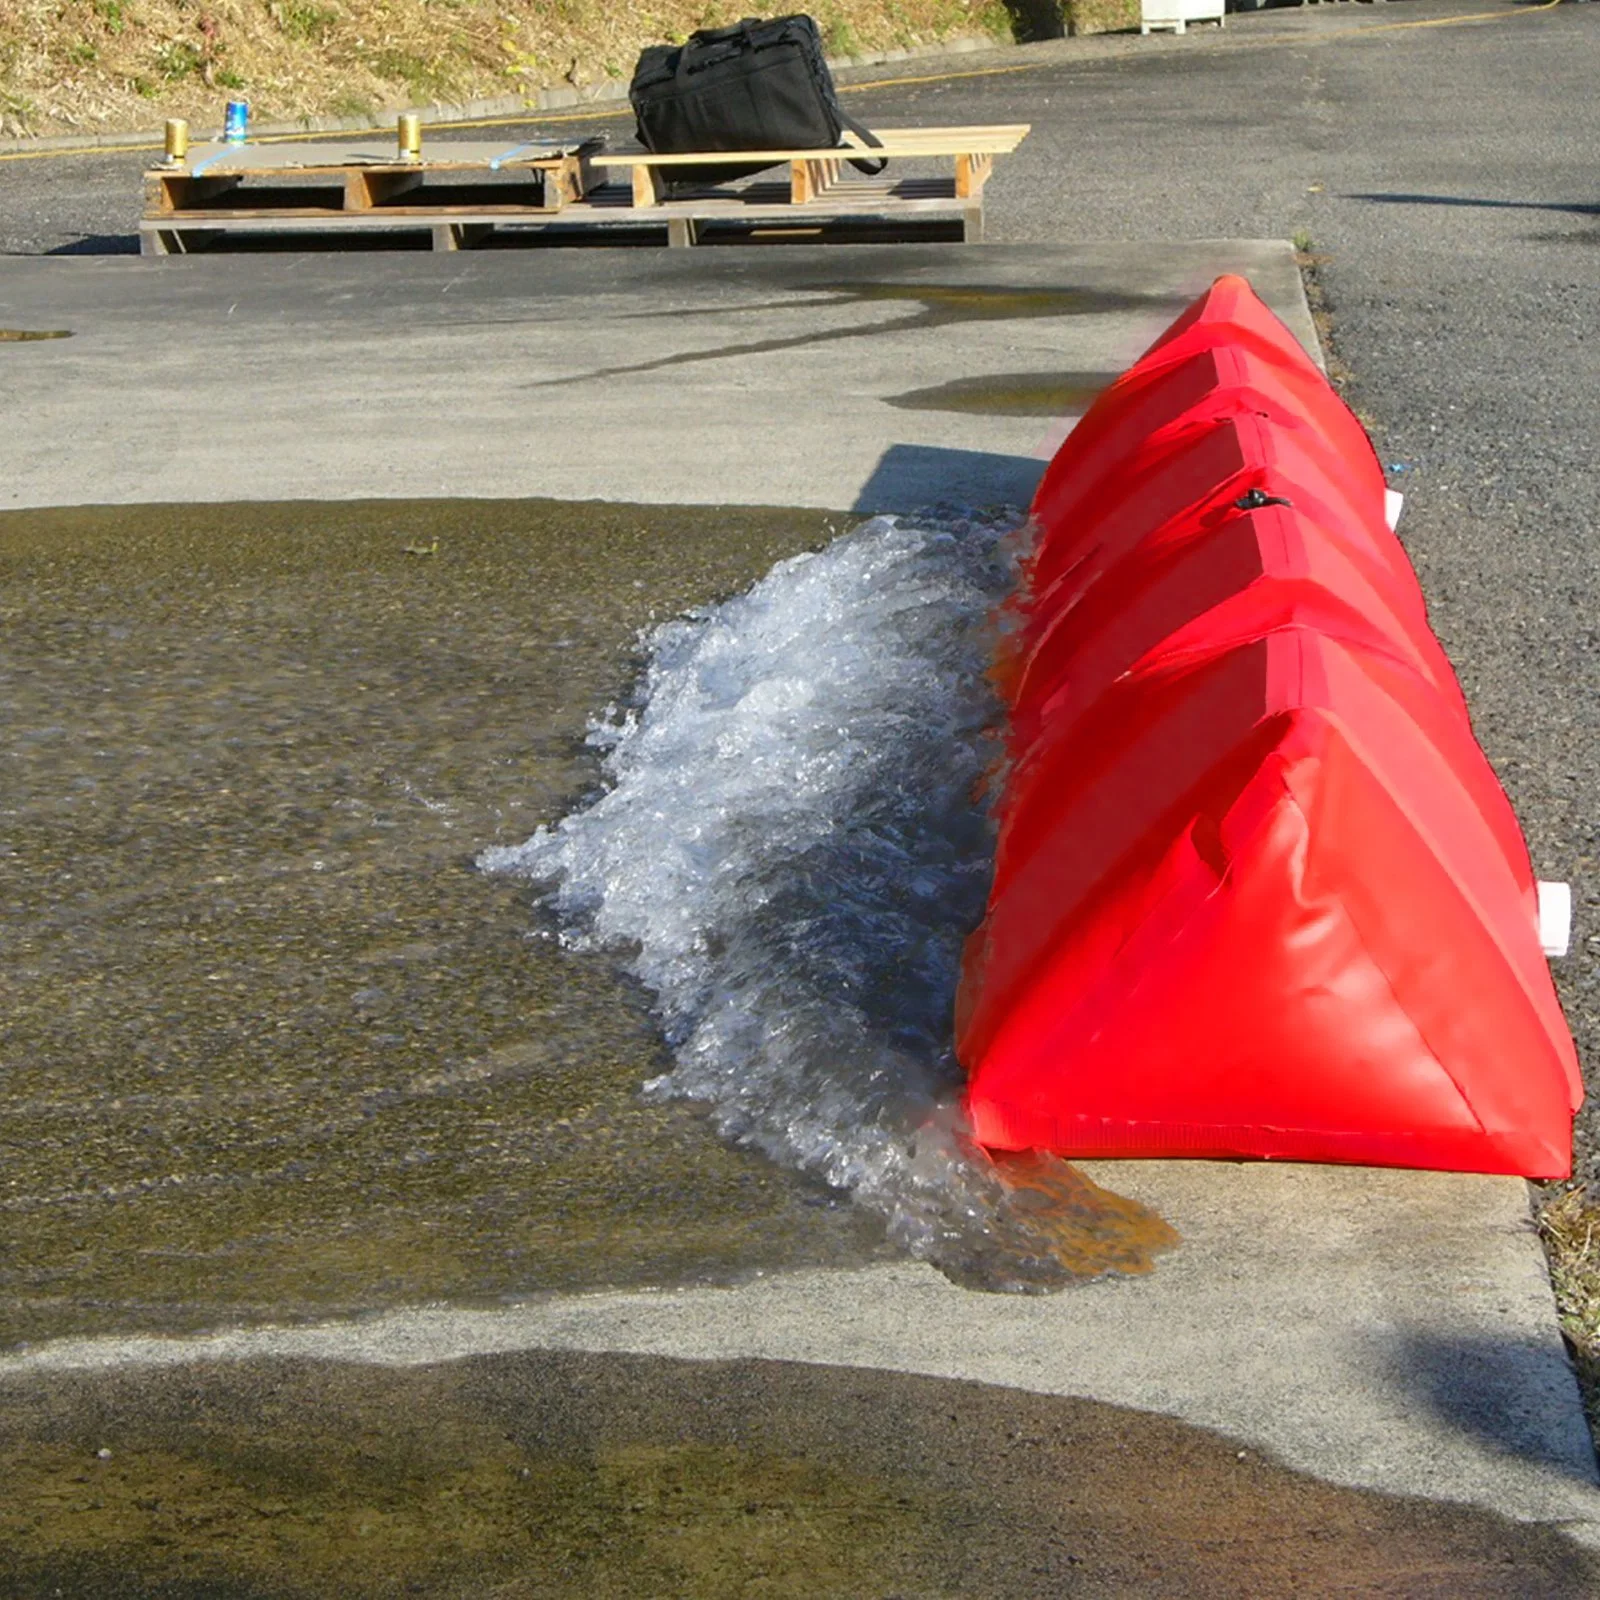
left=0, top=0, right=1017, bottom=139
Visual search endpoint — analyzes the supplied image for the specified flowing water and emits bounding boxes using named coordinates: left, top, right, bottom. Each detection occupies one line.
left=0, top=497, right=1169, bottom=1352
left=483, top=509, right=1174, bottom=1291
left=0, top=499, right=893, bottom=1346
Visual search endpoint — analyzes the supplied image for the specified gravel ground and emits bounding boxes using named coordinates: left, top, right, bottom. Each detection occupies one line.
left=1, top=10, right=1595, bottom=1166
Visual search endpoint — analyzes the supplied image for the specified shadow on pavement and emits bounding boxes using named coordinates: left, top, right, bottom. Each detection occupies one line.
left=1344, top=192, right=1600, bottom=218
left=45, top=235, right=140, bottom=255
left=853, top=441, right=1044, bottom=514
left=1384, top=1329, right=1600, bottom=1486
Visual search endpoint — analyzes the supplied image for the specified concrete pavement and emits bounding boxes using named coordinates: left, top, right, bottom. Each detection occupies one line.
left=1, top=235, right=1596, bottom=1569
left=7, top=1161, right=1597, bottom=1539
left=0, top=240, right=1313, bottom=513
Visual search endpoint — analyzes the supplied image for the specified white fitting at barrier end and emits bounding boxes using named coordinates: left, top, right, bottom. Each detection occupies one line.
left=1384, top=489, right=1404, bottom=532
left=1538, top=880, right=1571, bottom=959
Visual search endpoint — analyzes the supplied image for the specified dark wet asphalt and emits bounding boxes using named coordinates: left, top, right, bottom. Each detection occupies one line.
left=5, top=1350, right=1598, bottom=1598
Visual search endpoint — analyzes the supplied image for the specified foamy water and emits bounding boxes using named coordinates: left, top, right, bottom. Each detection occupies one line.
left=482, top=510, right=1166, bottom=1290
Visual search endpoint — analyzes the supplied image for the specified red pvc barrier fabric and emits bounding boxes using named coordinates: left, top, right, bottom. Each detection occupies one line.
left=958, top=275, right=1580, bottom=1178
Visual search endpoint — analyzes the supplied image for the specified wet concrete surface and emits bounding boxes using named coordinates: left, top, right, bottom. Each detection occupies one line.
left=3, top=1350, right=1597, bottom=1599
left=0, top=498, right=912, bottom=1347
left=2, top=493, right=1195, bottom=1354
left=0, top=498, right=1181, bottom=1350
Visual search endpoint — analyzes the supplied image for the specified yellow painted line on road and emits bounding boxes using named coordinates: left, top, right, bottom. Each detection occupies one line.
left=1344, top=0, right=1561, bottom=36
left=0, top=0, right=1567, bottom=165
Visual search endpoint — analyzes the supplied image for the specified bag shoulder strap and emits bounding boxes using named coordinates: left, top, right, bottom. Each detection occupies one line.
left=838, top=108, right=886, bottom=176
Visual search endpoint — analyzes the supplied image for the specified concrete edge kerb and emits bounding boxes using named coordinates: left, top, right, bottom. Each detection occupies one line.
left=0, top=33, right=1003, bottom=157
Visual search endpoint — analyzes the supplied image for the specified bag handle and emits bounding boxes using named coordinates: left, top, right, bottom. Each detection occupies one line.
left=674, top=19, right=759, bottom=84
left=690, top=19, right=763, bottom=48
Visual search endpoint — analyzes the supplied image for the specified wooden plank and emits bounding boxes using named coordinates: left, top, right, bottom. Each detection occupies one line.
left=954, top=152, right=993, bottom=201
left=144, top=173, right=244, bottom=213
left=143, top=173, right=177, bottom=215
left=150, top=197, right=621, bottom=222
left=136, top=166, right=985, bottom=251
left=789, top=158, right=843, bottom=205
left=630, top=163, right=666, bottom=208
left=844, top=123, right=1030, bottom=139
left=344, top=169, right=377, bottom=211
left=344, top=168, right=426, bottom=210
left=591, top=124, right=1029, bottom=161
left=161, top=138, right=594, bottom=175
left=574, top=146, right=603, bottom=202
left=544, top=154, right=577, bottom=211
left=845, top=125, right=1029, bottom=147
left=592, top=125, right=1029, bottom=167
left=142, top=178, right=971, bottom=225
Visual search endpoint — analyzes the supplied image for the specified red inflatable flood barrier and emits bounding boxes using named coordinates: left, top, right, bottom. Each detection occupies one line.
left=957, top=274, right=1580, bottom=1178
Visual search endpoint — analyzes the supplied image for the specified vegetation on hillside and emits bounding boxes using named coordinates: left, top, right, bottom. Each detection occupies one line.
left=0, top=0, right=1019, bottom=139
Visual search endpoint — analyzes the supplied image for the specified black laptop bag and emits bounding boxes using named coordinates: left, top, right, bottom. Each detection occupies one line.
left=629, top=15, right=886, bottom=188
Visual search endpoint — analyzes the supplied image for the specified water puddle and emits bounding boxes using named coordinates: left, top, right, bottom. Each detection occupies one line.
left=0, top=328, right=72, bottom=342
left=484, top=509, right=1177, bottom=1290
left=886, top=369, right=1116, bottom=416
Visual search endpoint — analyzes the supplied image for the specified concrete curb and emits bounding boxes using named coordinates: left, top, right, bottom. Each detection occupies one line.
left=0, top=33, right=1005, bottom=158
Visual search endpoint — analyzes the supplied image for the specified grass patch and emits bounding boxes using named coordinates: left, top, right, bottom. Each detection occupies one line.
left=0, top=86, right=37, bottom=138
left=153, top=39, right=205, bottom=83
left=277, top=1, right=341, bottom=44
left=1538, top=1188, right=1600, bottom=1444
left=364, top=47, right=454, bottom=105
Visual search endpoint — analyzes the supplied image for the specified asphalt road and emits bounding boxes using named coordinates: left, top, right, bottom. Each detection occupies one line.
left=1, top=8, right=1594, bottom=1145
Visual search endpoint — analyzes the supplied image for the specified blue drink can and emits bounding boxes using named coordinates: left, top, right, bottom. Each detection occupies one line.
left=224, top=99, right=249, bottom=144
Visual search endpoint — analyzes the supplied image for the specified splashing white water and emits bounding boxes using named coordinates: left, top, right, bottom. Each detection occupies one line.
left=481, top=509, right=1106, bottom=1290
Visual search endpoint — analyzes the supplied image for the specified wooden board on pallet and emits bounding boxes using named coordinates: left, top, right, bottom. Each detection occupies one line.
left=142, top=137, right=605, bottom=231
left=593, top=124, right=1027, bottom=209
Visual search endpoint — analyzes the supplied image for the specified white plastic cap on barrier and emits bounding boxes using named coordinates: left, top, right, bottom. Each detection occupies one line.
left=1384, top=489, right=1404, bottom=532
left=1537, top=880, right=1571, bottom=959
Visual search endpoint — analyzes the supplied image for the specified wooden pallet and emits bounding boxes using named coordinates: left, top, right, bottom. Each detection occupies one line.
left=139, top=125, right=1028, bottom=254
left=140, top=137, right=603, bottom=255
